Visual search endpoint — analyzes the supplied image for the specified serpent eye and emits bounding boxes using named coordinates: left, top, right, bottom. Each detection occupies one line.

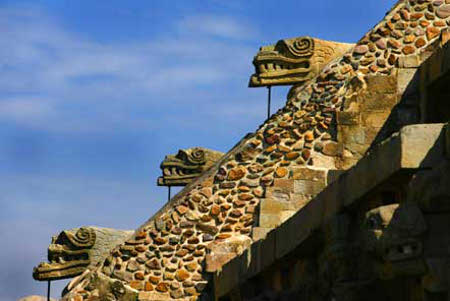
left=71, top=227, right=96, bottom=247
left=191, top=149, right=205, bottom=160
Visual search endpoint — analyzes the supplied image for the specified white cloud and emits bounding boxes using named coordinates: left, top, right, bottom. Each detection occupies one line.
left=0, top=5, right=261, bottom=133
left=178, top=15, right=258, bottom=40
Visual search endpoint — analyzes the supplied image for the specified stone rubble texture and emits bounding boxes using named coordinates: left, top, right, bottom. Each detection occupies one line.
left=60, top=0, right=450, bottom=300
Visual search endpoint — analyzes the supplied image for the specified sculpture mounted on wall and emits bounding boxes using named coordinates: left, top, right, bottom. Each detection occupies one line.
left=157, top=147, right=224, bottom=187
left=33, top=227, right=132, bottom=281
left=249, top=36, right=353, bottom=87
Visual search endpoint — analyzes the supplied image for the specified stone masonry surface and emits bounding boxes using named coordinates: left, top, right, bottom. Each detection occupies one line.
left=62, top=1, right=450, bottom=300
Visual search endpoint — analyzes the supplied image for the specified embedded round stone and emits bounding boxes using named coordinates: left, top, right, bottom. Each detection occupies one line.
left=210, top=205, right=220, bottom=216
left=304, top=131, right=314, bottom=142
left=427, top=27, right=440, bottom=40
left=285, top=152, right=300, bottom=160
left=148, top=276, right=160, bottom=284
left=176, top=269, right=190, bottom=281
left=402, top=45, right=416, bottom=55
left=265, top=134, right=280, bottom=145
left=375, top=39, right=386, bottom=49
left=144, top=281, right=154, bottom=291
left=275, top=167, right=288, bottom=178
left=354, top=45, right=369, bottom=54
left=322, top=142, right=339, bottom=156
left=230, top=209, right=243, bottom=218
left=145, top=259, right=160, bottom=269
left=217, top=233, right=231, bottom=239
left=134, top=271, right=145, bottom=280
left=238, top=193, right=253, bottom=201
left=156, top=282, right=169, bottom=293
left=415, top=37, right=426, bottom=48
left=176, top=205, right=189, bottom=215
left=404, top=35, right=415, bottom=44
left=301, top=149, right=311, bottom=160
left=437, top=5, right=450, bottom=18
left=227, top=167, right=246, bottom=181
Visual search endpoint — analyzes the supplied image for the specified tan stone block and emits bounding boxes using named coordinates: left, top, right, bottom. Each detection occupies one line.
left=398, top=55, right=421, bottom=68
left=364, top=74, right=397, bottom=94
left=294, top=180, right=326, bottom=195
left=291, top=167, right=327, bottom=181
left=259, top=213, right=283, bottom=228
left=336, top=111, right=360, bottom=125
left=360, top=92, right=398, bottom=112
left=362, top=111, right=391, bottom=128
left=260, top=198, right=284, bottom=214
left=138, top=291, right=172, bottom=300
left=271, top=178, right=294, bottom=192
left=338, top=125, right=366, bottom=145
left=279, top=210, right=297, bottom=223
left=252, top=227, right=272, bottom=241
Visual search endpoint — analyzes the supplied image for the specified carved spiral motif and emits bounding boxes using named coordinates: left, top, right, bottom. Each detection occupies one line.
left=189, top=148, right=206, bottom=164
left=289, top=37, right=315, bottom=57
left=69, top=227, right=96, bottom=248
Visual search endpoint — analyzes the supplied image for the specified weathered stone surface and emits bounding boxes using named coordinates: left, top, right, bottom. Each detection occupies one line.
left=322, top=142, right=340, bottom=156
left=249, top=37, right=353, bottom=87
left=33, top=227, right=132, bottom=281
left=353, top=44, right=369, bottom=54
left=227, top=167, right=246, bottom=180
left=57, top=0, right=450, bottom=299
left=158, top=147, right=224, bottom=187
left=437, top=4, right=450, bottom=18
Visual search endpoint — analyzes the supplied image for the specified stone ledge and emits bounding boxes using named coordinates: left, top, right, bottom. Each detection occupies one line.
left=212, top=123, right=447, bottom=298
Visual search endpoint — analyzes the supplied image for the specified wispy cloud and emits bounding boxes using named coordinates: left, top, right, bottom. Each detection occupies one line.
left=178, top=15, right=258, bottom=40
left=0, top=5, right=261, bottom=133
left=0, top=173, right=164, bottom=299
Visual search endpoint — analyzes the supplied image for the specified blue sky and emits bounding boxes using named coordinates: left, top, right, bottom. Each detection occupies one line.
left=0, top=0, right=393, bottom=299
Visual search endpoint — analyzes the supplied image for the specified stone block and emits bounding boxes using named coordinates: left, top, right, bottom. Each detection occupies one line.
left=399, top=124, right=445, bottom=168
left=362, top=111, right=391, bottom=128
left=327, top=170, right=346, bottom=184
left=294, top=179, right=326, bottom=195
left=205, top=235, right=252, bottom=273
left=265, top=187, right=291, bottom=203
left=398, top=55, right=421, bottom=68
left=279, top=210, right=297, bottom=222
left=364, top=74, right=397, bottom=94
left=252, top=227, right=272, bottom=241
left=397, top=68, right=419, bottom=97
left=338, top=125, right=366, bottom=145
left=336, top=111, right=360, bottom=125
left=138, top=292, right=170, bottom=301
left=271, top=178, right=294, bottom=192
left=259, top=213, right=283, bottom=228
left=260, top=198, right=285, bottom=214
left=291, top=167, right=327, bottom=181
left=361, top=92, right=399, bottom=112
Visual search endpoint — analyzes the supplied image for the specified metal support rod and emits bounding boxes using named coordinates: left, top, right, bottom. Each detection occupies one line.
left=47, top=281, right=51, bottom=301
left=267, top=86, right=272, bottom=119
left=168, top=186, right=171, bottom=202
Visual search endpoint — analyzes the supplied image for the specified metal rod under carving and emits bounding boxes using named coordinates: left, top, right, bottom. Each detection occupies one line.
left=47, top=281, right=51, bottom=301
left=168, top=186, right=171, bottom=202
left=267, top=86, right=271, bottom=119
